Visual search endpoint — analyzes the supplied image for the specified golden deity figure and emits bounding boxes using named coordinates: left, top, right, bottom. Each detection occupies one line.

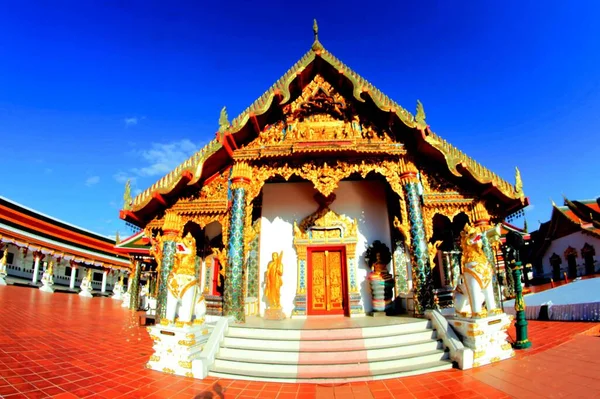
left=40, top=261, right=55, bottom=293
left=265, top=251, right=284, bottom=309
left=0, top=248, right=8, bottom=276
left=454, top=224, right=501, bottom=318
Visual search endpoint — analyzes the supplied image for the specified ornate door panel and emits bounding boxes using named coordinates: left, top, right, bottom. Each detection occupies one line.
left=308, top=248, right=346, bottom=315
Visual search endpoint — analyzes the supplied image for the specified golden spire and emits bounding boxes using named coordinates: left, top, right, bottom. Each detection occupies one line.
left=312, top=19, right=323, bottom=51
left=415, top=100, right=426, bottom=125
left=218, top=106, right=230, bottom=133
left=115, top=231, right=121, bottom=245
left=123, top=179, right=132, bottom=210
left=515, top=167, right=523, bottom=197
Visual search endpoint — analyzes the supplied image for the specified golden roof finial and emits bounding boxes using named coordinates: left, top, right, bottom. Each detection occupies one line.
left=415, top=100, right=426, bottom=125
left=123, top=179, right=132, bottom=210
left=218, top=106, right=230, bottom=133
left=115, top=231, right=121, bottom=245
left=312, top=19, right=323, bottom=51
left=515, top=167, right=523, bottom=197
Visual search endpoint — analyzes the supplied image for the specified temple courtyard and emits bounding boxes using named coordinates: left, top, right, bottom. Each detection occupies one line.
left=0, top=286, right=598, bottom=399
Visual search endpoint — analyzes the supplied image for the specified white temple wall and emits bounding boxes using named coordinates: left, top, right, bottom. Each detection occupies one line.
left=542, top=231, right=600, bottom=277
left=259, top=180, right=392, bottom=317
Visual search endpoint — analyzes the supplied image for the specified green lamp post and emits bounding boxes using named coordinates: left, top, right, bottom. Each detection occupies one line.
left=511, top=260, right=531, bottom=349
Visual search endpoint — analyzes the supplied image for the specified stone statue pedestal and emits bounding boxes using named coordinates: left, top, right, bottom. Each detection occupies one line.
left=122, top=293, right=131, bottom=308
left=39, top=282, right=54, bottom=293
left=0, top=274, right=7, bottom=286
left=146, top=322, right=211, bottom=378
left=369, top=272, right=394, bottom=315
left=264, top=308, right=285, bottom=320
left=447, top=313, right=515, bottom=368
left=79, top=284, right=93, bottom=298
left=112, top=291, right=123, bottom=300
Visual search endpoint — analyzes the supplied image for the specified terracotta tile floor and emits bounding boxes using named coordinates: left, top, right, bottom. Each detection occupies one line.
left=0, top=286, right=598, bottom=399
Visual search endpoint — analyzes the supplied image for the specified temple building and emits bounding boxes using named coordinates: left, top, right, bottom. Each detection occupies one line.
left=119, top=23, right=528, bottom=325
left=530, top=197, right=600, bottom=281
left=0, top=196, right=130, bottom=292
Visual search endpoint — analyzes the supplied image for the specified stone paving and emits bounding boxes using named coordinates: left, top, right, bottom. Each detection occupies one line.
left=0, top=285, right=598, bottom=398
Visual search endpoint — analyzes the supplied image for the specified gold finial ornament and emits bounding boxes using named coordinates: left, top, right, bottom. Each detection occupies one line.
left=163, top=212, right=183, bottom=236
left=123, top=179, right=132, bottom=210
left=115, top=231, right=121, bottom=245
left=231, top=162, right=253, bottom=188
left=515, top=167, right=523, bottom=197
left=218, top=106, right=230, bottom=133
left=312, top=19, right=323, bottom=51
left=415, top=100, right=426, bottom=125
left=471, top=202, right=491, bottom=225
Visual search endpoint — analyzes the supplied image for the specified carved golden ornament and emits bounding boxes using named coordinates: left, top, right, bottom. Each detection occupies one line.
left=218, top=106, right=230, bottom=133
left=178, top=339, right=196, bottom=347
left=231, top=162, right=253, bottom=183
left=515, top=167, right=524, bottom=197
left=185, top=333, right=195, bottom=339
left=415, top=100, right=426, bottom=126
left=428, top=240, right=443, bottom=269
left=212, top=247, right=228, bottom=287
left=149, top=355, right=160, bottom=362
left=178, top=361, right=193, bottom=369
left=490, top=356, right=501, bottom=363
left=398, top=158, right=419, bottom=181
left=159, top=318, right=170, bottom=326
left=123, top=179, right=132, bottom=211
left=393, top=216, right=411, bottom=248
left=295, top=207, right=358, bottom=242
left=163, top=212, right=183, bottom=235
left=501, top=343, right=512, bottom=351
left=149, top=233, right=163, bottom=277
left=473, top=362, right=481, bottom=368
left=473, top=350, right=485, bottom=359
left=162, top=368, right=175, bottom=375
left=471, top=202, right=491, bottom=225
left=245, top=158, right=408, bottom=204
left=193, top=317, right=206, bottom=326
left=242, top=75, right=396, bottom=152
left=185, top=372, right=194, bottom=378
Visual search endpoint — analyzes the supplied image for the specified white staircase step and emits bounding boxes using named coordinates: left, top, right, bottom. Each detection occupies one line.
left=226, top=319, right=431, bottom=340
left=221, top=329, right=437, bottom=352
left=212, top=351, right=448, bottom=379
left=217, top=339, right=443, bottom=364
left=209, top=360, right=453, bottom=383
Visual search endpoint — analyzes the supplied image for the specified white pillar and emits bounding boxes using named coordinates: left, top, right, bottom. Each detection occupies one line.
left=101, top=270, right=108, bottom=293
left=69, top=266, right=77, bottom=289
left=32, top=255, right=41, bottom=284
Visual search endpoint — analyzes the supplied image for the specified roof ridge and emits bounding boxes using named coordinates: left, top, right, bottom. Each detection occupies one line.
left=125, top=23, right=523, bottom=215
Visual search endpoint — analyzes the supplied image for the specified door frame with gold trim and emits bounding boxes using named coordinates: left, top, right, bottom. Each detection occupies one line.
left=307, top=245, right=348, bottom=316
left=292, top=205, right=364, bottom=317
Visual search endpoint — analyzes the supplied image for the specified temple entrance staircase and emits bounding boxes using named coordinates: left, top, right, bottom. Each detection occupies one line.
left=208, top=316, right=453, bottom=383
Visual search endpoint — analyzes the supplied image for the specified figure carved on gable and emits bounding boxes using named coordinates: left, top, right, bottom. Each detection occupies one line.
left=245, top=75, right=394, bottom=147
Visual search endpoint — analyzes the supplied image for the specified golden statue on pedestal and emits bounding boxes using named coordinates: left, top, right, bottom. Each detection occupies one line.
left=265, top=251, right=283, bottom=309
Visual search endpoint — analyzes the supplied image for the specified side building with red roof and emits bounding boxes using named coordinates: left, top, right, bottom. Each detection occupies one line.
left=530, top=197, right=600, bottom=281
left=0, top=196, right=131, bottom=293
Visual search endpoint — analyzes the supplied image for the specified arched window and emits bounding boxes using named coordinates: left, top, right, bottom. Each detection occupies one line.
left=581, top=243, right=596, bottom=275
left=564, top=246, right=578, bottom=279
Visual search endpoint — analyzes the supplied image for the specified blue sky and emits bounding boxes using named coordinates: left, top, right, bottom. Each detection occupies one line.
left=1, top=1, right=599, bottom=238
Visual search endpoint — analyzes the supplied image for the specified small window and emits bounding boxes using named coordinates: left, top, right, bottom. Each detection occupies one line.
left=93, top=272, right=103, bottom=282
left=6, top=252, right=14, bottom=265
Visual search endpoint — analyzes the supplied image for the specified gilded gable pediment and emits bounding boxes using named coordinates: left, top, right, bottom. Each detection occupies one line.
left=240, top=75, right=398, bottom=152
